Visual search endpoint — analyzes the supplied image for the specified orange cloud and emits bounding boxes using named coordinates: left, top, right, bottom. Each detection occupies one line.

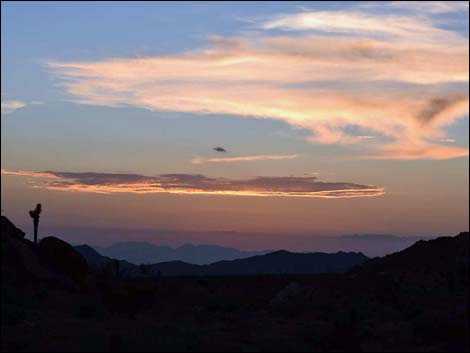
left=0, top=169, right=59, bottom=178
left=46, top=7, right=469, bottom=160
left=1, top=169, right=385, bottom=198
left=376, top=143, right=470, bottom=160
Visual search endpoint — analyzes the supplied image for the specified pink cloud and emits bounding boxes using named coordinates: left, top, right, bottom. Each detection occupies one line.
left=47, top=8, right=469, bottom=160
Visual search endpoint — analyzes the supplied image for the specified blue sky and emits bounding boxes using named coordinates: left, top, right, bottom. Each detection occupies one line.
left=3, top=1, right=468, bottom=102
left=1, top=1, right=468, bottom=245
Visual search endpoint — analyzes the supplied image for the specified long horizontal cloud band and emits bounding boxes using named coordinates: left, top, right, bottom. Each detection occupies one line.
left=1, top=169, right=384, bottom=198
left=46, top=5, right=469, bottom=160
left=191, top=154, right=299, bottom=164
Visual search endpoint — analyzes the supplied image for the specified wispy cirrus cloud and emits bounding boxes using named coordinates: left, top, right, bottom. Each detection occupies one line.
left=370, top=143, right=469, bottom=160
left=0, top=169, right=60, bottom=178
left=191, top=154, right=299, bottom=164
left=46, top=3, right=469, bottom=160
left=1, top=100, right=44, bottom=114
left=383, top=1, right=469, bottom=15
left=1, top=169, right=384, bottom=198
left=1, top=100, right=27, bottom=114
left=259, top=10, right=465, bottom=44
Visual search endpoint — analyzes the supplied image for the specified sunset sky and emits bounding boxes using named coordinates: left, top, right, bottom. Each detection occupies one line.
left=1, top=1, right=468, bottom=248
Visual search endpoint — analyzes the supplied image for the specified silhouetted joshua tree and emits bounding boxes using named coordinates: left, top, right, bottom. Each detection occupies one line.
left=29, top=203, right=42, bottom=245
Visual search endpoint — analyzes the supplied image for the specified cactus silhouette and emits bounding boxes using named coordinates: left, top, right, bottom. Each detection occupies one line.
left=29, top=203, right=42, bottom=245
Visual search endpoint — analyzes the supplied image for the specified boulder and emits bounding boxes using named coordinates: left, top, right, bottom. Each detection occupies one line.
left=270, top=282, right=304, bottom=306
left=39, top=236, right=90, bottom=283
left=1, top=216, right=61, bottom=285
left=1, top=216, right=25, bottom=239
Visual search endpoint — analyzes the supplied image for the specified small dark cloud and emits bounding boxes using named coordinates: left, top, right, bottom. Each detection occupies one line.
left=417, top=96, right=466, bottom=125
left=213, top=147, right=227, bottom=153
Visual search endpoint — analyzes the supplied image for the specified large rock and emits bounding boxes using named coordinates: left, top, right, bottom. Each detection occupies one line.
left=39, top=236, right=90, bottom=283
left=1, top=216, right=25, bottom=239
left=1, top=216, right=60, bottom=285
left=270, top=282, right=304, bottom=306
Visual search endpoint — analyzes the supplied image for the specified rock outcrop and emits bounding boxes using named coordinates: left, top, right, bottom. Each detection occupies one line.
left=39, top=236, right=90, bottom=284
left=1, top=216, right=90, bottom=289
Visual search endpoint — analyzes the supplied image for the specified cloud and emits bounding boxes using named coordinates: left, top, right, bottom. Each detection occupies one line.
left=259, top=10, right=465, bottom=44
left=356, top=136, right=376, bottom=140
left=0, top=169, right=59, bottom=178
left=46, top=5, right=469, bottom=160
left=191, top=154, right=299, bottom=164
left=374, top=143, right=469, bottom=160
left=1, top=100, right=44, bottom=114
left=384, top=1, right=469, bottom=15
left=1, top=100, right=27, bottom=114
left=1, top=169, right=384, bottom=198
left=439, top=138, right=456, bottom=143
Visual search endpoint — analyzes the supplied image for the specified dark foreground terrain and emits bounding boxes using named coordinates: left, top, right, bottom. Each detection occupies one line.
left=1, top=216, right=468, bottom=352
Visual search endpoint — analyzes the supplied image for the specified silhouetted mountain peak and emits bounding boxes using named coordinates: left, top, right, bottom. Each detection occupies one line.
left=269, top=249, right=293, bottom=256
left=94, top=241, right=269, bottom=265
left=354, top=231, right=469, bottom=281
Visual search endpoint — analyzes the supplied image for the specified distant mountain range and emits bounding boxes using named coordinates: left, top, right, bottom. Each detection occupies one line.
left=93, top=242, right=269, bottom=265
left=88, top=234, right=433, bottom=265
left=321, top=234, right=434, bottom=257
left=75, top=245, right=369, bottom=276
left=74, top=244, right=142, bottom=276
left=27, top=223, right=436, bottom=258
left=151, top=250, right=369, bottom=276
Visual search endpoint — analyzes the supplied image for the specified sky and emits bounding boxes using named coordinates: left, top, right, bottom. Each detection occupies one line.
left=1, top=1, right=469, bottom=249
